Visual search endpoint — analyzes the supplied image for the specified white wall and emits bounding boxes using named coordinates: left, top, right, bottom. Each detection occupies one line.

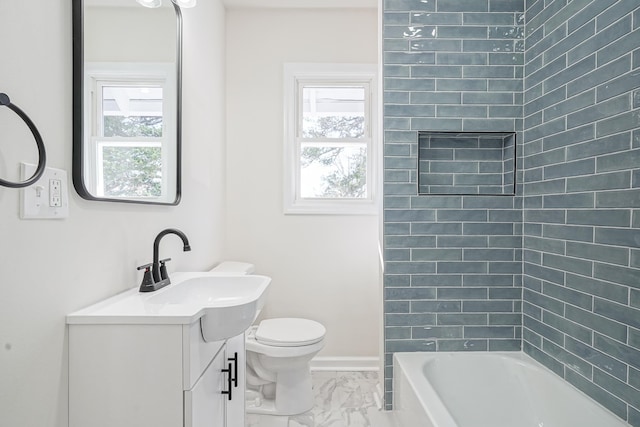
left=0, top=1, right=226, bottom=426
left=85, top=6, right=176, bottom=62
left=225, top=8, right=380, bottom=359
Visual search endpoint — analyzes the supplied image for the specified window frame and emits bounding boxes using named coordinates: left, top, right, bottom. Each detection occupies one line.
left=283, top=63, right=378, bottom=215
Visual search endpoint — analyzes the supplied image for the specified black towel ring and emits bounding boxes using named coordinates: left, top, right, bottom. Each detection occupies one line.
left=0, top=93, right=47, bottom=188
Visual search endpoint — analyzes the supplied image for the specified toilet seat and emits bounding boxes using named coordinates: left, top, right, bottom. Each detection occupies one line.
left=246, top=318, right=326, bottom=358
left=255, top=318, right=325, bottom=347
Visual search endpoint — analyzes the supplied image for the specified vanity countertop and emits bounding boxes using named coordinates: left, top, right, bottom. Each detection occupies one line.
left=66, top=272, right=271, bottom=326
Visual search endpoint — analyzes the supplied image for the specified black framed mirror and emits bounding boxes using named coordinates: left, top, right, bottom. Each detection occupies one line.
left=73, top=0, right=182, bottom=205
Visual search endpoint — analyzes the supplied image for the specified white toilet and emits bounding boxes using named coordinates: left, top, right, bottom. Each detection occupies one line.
left=209, top=262, right=326, bottom=417
left=245, top=317, right=326, bottom=416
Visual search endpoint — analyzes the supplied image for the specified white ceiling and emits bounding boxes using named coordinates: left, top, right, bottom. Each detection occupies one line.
left=221, top=0, right=377, bottom=8
left=85, top=0, right=377, bottom=8
left=85, top=0, right=174, bottom=7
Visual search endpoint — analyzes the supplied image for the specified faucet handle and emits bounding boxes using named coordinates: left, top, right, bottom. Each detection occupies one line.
left=159, top=258, right=172, bottom=281
left=137, top=263, right=155, bottom=290
left=137, top=263, right=153, bottom=271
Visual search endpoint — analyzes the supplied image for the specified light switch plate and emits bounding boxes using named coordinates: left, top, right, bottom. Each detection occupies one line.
left=20, top=163, right=69, bottom=219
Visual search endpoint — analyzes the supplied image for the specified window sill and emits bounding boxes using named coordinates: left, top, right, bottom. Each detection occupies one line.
left=284, top=199, right=377, bottom=215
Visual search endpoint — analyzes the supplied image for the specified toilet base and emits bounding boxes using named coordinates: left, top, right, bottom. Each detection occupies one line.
left=247, top=413, right=315, bottom=427
left=251, top=414, right=289, bottom=427
left=246, top=367, right=313, bottom=416
left=247, top=396, right=278, bottom=415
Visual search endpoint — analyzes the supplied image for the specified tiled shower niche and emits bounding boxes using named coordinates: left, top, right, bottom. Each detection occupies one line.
left=418, top=132, right=516, bottom=196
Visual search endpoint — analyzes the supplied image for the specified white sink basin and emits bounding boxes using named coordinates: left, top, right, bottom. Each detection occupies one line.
left=148, top=274, right=271, bottom=342
left=66, top=272, right=271, bottom=343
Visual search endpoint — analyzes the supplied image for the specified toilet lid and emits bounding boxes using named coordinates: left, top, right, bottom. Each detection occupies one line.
left=255, top=318, right=326, bottom=347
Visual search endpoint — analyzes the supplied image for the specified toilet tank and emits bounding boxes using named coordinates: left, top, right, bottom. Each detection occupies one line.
left=210, top=261, right=256, bottom=275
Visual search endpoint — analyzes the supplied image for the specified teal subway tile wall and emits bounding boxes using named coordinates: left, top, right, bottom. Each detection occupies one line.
left=521, top=0, right=640, bottom=425
left=382, top=0, right=640, bottom=424
left=383, top=0, right=525, bottom=409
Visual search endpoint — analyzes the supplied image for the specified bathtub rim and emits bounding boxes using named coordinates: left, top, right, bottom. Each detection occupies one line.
left=392, top=350, right=630, bottom=427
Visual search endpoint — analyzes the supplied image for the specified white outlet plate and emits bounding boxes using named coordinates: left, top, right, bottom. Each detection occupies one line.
left=20, top=163, right=69, bottom=219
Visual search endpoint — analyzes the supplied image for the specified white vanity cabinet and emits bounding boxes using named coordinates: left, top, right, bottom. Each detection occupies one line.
left=68, top=321, right=245, bottom=427
left=185, top=341, right=227, bottom=427
left=66, top=271, right=270, bottom=427
left=224, top=334, right=246, bottom=427
left=185, top=334, right=246, bottom=427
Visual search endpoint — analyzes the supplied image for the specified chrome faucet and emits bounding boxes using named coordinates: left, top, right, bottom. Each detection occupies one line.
left=137, top=228, right=191, bottom=292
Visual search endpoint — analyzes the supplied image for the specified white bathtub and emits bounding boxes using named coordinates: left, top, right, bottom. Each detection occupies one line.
left=392, top=352, right=629, bottom=427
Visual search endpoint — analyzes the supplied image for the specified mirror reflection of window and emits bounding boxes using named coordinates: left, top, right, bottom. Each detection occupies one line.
left=101, top=86, right=164, bottom=138
left=88, top=72, right=173, bottom=200
left=98, top=85, right=164, bottom=198
left=98, top=142, right=162, bottom=198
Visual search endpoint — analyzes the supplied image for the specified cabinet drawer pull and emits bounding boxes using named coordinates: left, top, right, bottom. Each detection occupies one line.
left=228, top=352, right=238, bottom=388
left=221, top=363, right=233, bottom=401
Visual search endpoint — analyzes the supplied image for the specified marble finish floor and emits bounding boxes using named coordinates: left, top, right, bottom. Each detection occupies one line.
left=246, top=371, right=388, bottom=427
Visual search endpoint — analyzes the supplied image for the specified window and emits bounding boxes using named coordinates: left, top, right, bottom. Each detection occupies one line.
left=284, top=64, right=378, bottom=214
left=84, top=63, right=176, bottom=200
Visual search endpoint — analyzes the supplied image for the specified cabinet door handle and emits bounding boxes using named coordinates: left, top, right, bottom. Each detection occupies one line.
left=221, top=363, right=233, bottom=401
left=228, top=352, right=238, bottom=388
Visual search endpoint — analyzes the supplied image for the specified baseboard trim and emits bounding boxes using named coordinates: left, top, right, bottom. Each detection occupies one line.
left=310, top=356, right=380, bottom=372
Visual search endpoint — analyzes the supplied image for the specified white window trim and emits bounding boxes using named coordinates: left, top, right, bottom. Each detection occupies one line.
left=283, top=63, right=378, bottom=215
left=83, top=62, right=176, bottom=200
